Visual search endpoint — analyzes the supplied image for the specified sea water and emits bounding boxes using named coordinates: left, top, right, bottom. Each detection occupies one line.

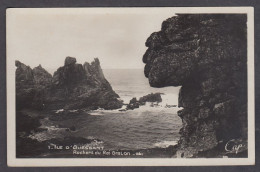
left=31, top=69, right=182, bottom=150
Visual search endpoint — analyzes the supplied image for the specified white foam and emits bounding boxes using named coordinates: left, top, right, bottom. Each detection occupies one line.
left=69, top=109, right=78, bottom=112
left=89, top=108, right=125, bottom=116
left=55, top=109, right=64, bottom=113
left=154, top=140, right=178, bottom=148
left=89, top=100, right=181, bottom=116
left=88, top=92, right=182, bottom=116
left=89, top=112, right=105, bottom=116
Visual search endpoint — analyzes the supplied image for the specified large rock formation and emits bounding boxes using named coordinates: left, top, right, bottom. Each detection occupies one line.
left=15, top=61, right=44, bottom=110
left=143, top=14, right=247, bottom=157
left=16, top=57, right=122, bottom=111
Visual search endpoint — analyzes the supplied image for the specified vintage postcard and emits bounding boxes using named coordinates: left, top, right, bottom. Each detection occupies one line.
left=6, top=7, right=255, bottom=166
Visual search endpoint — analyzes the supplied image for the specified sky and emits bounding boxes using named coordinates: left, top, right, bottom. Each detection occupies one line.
left=7, top=8, right=176, bottom=73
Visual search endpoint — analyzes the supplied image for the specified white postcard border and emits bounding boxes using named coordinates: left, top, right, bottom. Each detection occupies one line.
left=6, top=7, right=255, bottom=166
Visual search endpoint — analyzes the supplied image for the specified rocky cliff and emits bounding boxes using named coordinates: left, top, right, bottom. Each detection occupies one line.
left=143, top=14, right=247, bottom=157
left=16, top=57, right=122, bottom=111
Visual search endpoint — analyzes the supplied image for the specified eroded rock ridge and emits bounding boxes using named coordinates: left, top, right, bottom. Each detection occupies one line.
left=16, top=57, right=122, bottom=111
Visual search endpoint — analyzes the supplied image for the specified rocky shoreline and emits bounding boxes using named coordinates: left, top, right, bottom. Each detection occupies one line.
left=16, top=109, right=179, bottom=158
left=16, top=57, right=124, bottom=157
left=17, top=107, right=246, bottom=158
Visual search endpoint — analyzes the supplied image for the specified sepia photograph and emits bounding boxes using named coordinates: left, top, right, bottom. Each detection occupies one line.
left=6, top=7, right=255, bottom=166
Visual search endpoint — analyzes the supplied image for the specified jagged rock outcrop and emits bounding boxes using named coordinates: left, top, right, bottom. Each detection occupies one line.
left=15, top=61, right=37, bottom=109
left=49, top=57, right=122, bottom=110
left=139, top=93, right=162, bottom=105
left=143, top=14, right=247, bottom=157
left=33, top=65, right=52, bottom=86
left=127, top=97, right=140, bottom=110
left=16, top=56, right=122, bottom=111
left=126, top=93, right=162, bottom=110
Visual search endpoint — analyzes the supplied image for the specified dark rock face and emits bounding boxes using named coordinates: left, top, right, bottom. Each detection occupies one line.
left=139, top=93, right=162, bottom=105
left=16, top=57, right=122, bottom=111
left=143, top=14, right=247, bottom=157
left=127, top=97, right=140, bottom=110
left=15, top=61, right=38, bottom=110
left=16, top=111, right=42, bottom=134
left=33, top=65, right=52, bottom=86
left=64, top=56, right=76, bottom=66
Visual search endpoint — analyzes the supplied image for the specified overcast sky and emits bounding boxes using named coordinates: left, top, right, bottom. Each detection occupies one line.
left=7, top=8, right=176, bottom=73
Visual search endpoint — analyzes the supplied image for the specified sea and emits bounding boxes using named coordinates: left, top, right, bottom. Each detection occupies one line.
left=30, top=69, right=182, bottom=151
